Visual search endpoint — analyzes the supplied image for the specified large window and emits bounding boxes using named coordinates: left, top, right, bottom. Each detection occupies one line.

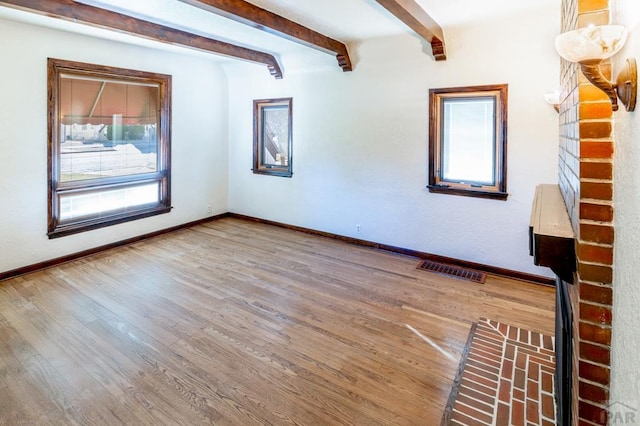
left=428, top=84, right=508, bottom=200
left=48, top=58, right=171, bottom=238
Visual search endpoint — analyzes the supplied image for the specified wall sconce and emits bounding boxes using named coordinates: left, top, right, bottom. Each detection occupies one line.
left=555, top=25, right=637, bottom=112
left=544, top=90, right=561, bottom=112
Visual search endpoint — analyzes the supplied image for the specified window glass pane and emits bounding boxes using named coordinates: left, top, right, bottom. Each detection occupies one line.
left=59, top=75, right=159, bottom=182
left=261, top=105, right=289, bottom=167
left=441, top=97, right=496, bottom=185
left=60, top=182, right=160, bottom=221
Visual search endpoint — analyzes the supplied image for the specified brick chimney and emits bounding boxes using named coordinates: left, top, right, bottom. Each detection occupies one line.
left=558, top=0, right=615, bottom=424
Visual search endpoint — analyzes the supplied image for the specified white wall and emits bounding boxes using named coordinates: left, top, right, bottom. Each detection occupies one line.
left=610, top=0, right=640, bottom=412
left=225, top=4, right=560, bottom=276
left=0, top=17, right=229, bottom=272
left=0, top=4, right=562, bottom=278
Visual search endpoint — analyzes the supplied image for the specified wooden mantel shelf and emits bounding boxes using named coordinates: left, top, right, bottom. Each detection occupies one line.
left=529, top=184, right=576, bottom=283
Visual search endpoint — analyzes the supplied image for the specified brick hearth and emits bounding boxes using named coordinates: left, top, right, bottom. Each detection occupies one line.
left=442, top=318, right=556, bottom=425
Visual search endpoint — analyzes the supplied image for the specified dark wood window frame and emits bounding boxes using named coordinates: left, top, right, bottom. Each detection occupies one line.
left=47, top=58, right=172, bottom=238
left=252, top=97, right=293, bottom=178
left=428, top=84, right=508, bottom=200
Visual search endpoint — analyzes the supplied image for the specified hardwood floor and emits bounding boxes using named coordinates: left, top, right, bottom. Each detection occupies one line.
left=0, top=218, right=555, bottom=425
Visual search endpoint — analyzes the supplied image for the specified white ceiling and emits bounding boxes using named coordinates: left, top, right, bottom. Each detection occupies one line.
left=0, top=0, right=560, bottom=68
left=416, top=0, right=560, bottom=29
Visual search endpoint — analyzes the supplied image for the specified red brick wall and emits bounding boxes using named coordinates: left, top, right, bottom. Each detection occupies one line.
left=559, top=1, right=614, bottom=424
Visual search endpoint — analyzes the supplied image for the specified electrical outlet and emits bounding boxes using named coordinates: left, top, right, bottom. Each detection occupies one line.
left=355, top=224, right=362, bottom=234
left=207, top=205, right=213, bottom=214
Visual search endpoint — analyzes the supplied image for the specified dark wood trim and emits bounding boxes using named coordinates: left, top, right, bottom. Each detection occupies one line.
left=2, top=212, right=554, bottom=286
left=0, top=213, right=231, bottom=281
left=48, top=206, right=174, bottom=239
left=179, top=0, right=352, bottom=72
left=373, top=0, right=447, bottom=61
left=228, top=213, right=556, bottom=286
left=47, top=56, right=56, bottom=235
left=427, top=186, right=509, bottom=201
left=0, top=0, right=283, bottom=78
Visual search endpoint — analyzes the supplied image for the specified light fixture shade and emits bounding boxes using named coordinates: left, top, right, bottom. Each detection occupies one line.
left=555, top=25, right=628, bottom=63
left=544, top=91, right=561, bottom=105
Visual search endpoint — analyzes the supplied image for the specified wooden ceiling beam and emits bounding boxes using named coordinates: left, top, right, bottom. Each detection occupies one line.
left=0, top=0, right=284, bottom=78
left=179, top=0, right=352, bottom=72
left=374, top=0, right=447, bottom=61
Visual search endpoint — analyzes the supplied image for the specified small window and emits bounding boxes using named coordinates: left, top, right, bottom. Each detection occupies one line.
left=253, top=98, right=292, bottom=177
left=48, top=58, right=172, bottom=238
left=428, top=84, right=508, bottom=200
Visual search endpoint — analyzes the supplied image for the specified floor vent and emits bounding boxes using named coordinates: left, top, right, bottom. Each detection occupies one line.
left=416, top=260, right=486, bottom=284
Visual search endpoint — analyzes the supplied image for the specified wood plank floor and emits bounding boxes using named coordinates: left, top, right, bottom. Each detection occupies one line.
left=0, top=218, right=555, bottom=425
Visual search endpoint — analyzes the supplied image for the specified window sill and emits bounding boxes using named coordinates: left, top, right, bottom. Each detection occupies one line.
left=252, top=168, right=293, bottom=178
left=427, top=185, right=508, bottom=201
left=48, top=205, right=172, bottom=239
